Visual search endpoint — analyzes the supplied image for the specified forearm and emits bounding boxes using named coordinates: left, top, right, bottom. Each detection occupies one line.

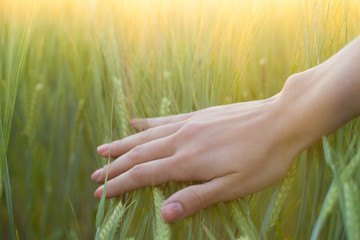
left=279, top=36, right=360, bottom=149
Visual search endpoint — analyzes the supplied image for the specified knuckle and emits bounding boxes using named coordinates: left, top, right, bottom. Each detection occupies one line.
left=103, top=165, right=110, bottom=178
left=173, top=152, right=184, bottom=163
left=160, top=115, right=171, bottom=123
left=139, top=128, right=153, bottom=142
left=129, top=164, right=145, bottom=183
left=173, top=151, right=191, bottom=164
left=175, top=147, right=202, bottom=162
left=172, top=114, right=186, bottom=123
left=166, top=134, right=177, bottom=145
left=172, top=152, right=194, bottom=180
left=178, top=122, right=204, bottom=137
left=129, top=145, right=142, bottom=163
left=187, top=188, right=205, bottom=207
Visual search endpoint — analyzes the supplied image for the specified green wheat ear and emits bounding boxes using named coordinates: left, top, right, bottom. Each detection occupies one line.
left=228, top=200, right=257, bottom=240
left=69, top=99, right=86, bottom=154
left=99, top=201, right=126, bottom=240
left=311, top=140, right=360, bottom=240
left=237, top=236, right=251, bottom=240
left=268, top=160, right=298, bottom=228
left=153, top=187, right=171, bottom=240
left=150, top=96, right=172, bottom=240
left=322, top=150, right=360, bottom=221
left=160, top=97, right=171, bottom=117
left=113, top=78, right=130, bottom=139
left=24, top=83, right=43, bottom=144
left=343, top=180, right=360, bottom=240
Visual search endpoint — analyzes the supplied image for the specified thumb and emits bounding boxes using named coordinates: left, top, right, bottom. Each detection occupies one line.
left=160, top=178, right=226, bottom=223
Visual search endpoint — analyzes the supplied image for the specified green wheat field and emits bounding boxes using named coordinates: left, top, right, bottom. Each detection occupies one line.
left=1, top=0, right=359, bottom=239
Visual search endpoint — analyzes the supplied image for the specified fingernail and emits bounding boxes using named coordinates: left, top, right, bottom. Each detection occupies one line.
left=161, top=202, right=184, bottom=222
left=131, top=119, right=138, bottom=129
left=97, top=144, right=109, bottom=154
left=94, top=185, right=104, bottom=198
left=91, top=169, right=103, bottom=182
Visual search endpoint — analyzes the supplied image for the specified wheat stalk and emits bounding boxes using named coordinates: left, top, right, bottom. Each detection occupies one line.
left=322, top=150, right=360, bottom=221
left=311, top=143, right=360, bottom=240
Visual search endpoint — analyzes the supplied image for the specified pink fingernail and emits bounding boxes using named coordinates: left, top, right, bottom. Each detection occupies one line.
left=161, top=202, right=184, bottom=222
left=91, top=169, right=103, bottom=182
left=97, top=144, right=109, bottom=154
left=94, top=185, right=104, bottom=198
left=131, top=119, right=138, bottom=129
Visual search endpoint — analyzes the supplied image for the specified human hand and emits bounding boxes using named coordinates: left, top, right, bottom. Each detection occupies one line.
left=92, top=37, right=360, bottom=222
left=91, top=93, right=305, bottom=223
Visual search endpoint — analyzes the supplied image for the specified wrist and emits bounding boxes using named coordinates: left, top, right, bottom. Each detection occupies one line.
left=278, top=50, right=360, bottom=149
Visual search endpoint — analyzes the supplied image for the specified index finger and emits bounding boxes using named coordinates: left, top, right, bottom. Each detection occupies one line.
left=97, top=121, right=183, bottom=158
left=132, top=111, right=196, bottom=130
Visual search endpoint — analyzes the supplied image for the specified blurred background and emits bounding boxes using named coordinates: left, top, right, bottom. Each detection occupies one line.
left=0, top=0, right=359, bottom=239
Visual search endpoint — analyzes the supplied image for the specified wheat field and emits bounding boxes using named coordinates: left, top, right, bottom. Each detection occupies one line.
left=0, top=0, right=359, bottom=239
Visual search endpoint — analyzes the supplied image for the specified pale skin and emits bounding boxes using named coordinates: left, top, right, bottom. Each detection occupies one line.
left=91, top=36, right=360, bottom=223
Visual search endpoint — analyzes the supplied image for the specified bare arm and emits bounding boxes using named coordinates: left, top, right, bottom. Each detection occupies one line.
left=91, top=36, right=360, bottom=223
left=280, top=36, right=360, bottom=149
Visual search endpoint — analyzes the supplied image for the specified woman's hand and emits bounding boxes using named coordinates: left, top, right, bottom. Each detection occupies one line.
left=91, top=93, right=304, bottom=223
left=91, top=36, right=360, bottom=223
